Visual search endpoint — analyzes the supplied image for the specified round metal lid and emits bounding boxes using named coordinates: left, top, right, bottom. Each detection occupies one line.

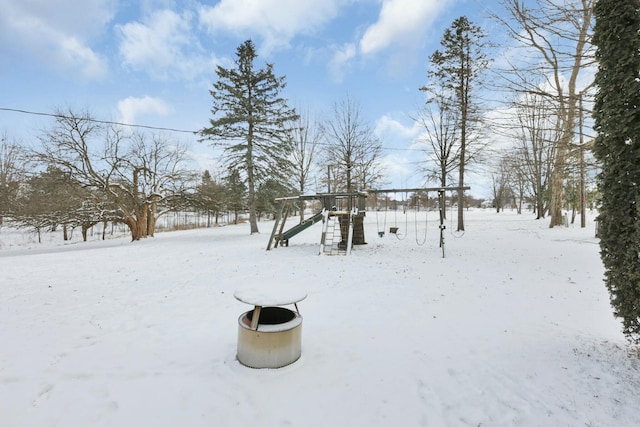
left=234, top=287, right=307, bottom=306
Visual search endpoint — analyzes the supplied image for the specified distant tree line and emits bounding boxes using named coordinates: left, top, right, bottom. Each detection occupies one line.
left=2, top=1, right=603, bottom=242
left=0, top=1, right=608, bottom=236
left=0, top=128, right=309, bottom=242
left=0, top=42, right=385, bottom=241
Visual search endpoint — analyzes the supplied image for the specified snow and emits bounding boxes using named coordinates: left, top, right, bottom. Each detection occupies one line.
left=234, top=287, right=307, bottom=307
left=1, top=209, right=639, bottom=427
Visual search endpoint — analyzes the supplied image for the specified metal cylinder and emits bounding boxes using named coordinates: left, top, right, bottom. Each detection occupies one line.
left=237, top=307, right=303, bottom=369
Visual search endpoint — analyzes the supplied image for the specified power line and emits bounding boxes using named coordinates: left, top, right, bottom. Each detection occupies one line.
left=0, top=107, right=199, bottom=135
left=0, top=106, right=425, bottom=153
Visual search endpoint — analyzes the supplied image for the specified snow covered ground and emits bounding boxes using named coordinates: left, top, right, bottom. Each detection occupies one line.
left=1, top=209, right=639, bottom=427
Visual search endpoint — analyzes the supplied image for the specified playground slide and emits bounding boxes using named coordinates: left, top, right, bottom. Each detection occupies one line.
left=281, top=211, right=324, bottom=241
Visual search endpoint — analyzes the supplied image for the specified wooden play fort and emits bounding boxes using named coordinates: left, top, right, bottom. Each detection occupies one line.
left=267, top=192, right=367, bottom=256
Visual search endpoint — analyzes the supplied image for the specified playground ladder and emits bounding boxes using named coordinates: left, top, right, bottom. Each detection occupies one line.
left=319, top=210, right=355, bottom=256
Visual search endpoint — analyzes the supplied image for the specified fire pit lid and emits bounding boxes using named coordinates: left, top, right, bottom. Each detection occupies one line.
left=234, top=287, right=307, bottom=307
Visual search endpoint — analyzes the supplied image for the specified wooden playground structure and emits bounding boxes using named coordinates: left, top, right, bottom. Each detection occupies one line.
left=267, top=192, right=368, bottom=256
left=266, top=186, right=469, bottom=257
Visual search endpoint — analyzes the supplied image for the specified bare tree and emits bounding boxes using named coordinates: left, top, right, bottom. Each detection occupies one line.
left=37, top=108, right=193, bottom=241
left=494, top=0, right=595, bottom=227
left=491, top=156, right=513, bottom=213
left=321, top=95, right=383, bottom=193
left=0, top=132, right=26, bottom=225
left=11, top=166, right=93, bottom=241
left=513, top=92, right=559, bottom=218
left=504, top=150, right=528, bottom=214
left=288, top=109, right=321, bottom=220
left=127, top=132, right=195, bottom=236
left=415, top=90, right=461, bottom=188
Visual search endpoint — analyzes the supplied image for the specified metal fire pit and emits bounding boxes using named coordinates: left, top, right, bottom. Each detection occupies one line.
left=234, top=288, right=307, bottom=369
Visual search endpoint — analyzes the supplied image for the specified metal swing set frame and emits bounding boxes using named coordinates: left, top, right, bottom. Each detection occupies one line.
left=368, top=186, right=470, bottom=258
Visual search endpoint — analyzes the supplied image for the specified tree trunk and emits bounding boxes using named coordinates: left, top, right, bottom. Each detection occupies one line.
left=440, top=174, right=447, bottom=220
left=124, top=211, right=148, bottom=241
left=126, top=218, right=142, bottom=241
left=247, top=123, right=259, bottom=234
left=549, top=99, right=576, bottom=227
left=299, top=183, right=305, bottom=222
left=548, top=145, right=567, bottom=227
left=536, top=177, right=545, bottom=219
left=457, top=130, right=466, bottom=230
left=457, top=48, right=468, bottom=232
left=147, top=203, right=156, bottom=237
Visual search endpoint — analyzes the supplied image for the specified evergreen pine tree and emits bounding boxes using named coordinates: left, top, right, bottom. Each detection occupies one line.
left=224, top=169, right=247, bottom=225
left=592, top=0, right=640, bottom=343
left=196, top=170, right=226, bottom=227
left=200, top=39, right=298, bottom=234
left=423, top=16, right=489, bottom=231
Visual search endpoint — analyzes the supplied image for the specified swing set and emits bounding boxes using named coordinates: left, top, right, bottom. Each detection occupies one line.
left=369, top=186, right=470, bottom=258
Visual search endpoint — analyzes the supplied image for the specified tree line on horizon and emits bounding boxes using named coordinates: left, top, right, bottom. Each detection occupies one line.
left=1, top=0, right=598, bottom=237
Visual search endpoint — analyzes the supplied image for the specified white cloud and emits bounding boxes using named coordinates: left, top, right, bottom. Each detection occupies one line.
left=374, top=114, right=425, bottom=188
left=379, top=152, right=420, bottom=188
left=359, top=0, right=450, bottom=55
left=0, top=0, right=116, bottom=38
left=117, top=9, right=217, bottom=80
left=198, top=0, right=342, bottom=54
left=117, top=96, right=171, bottom=125
left=0, top=0, right=114, bottom=79
left=375, top=114, right=422, bottom=140
left=59, top=37, right=108, bottom=79
left=328, top=43, right=356, bottom=83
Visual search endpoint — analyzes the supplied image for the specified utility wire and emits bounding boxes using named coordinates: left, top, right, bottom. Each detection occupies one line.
left=0, top=106, right=425, bottom=153
left=0, top=107, right=199, bottom=135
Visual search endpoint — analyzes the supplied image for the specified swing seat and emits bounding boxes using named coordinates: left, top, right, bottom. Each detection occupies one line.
left=378, top=231, right=385, bottom=237
left=389, top=227, right=399, bottom=234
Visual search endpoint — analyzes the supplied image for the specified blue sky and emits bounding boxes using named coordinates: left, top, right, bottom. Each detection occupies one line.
left=0, top=0, right=497, bottom=197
